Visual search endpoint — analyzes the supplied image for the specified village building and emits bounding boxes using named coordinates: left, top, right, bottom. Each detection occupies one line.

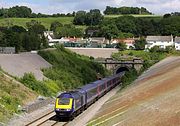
left=111, top=38, right=136, bottom=49
left=44, top=31, right=83, bottom=47
left=145, top=35, right=174, bottom=49
left=175, top=36, right=180, bottom=50
left=88, top=37, right=107, bottom=48
left=0, top=47, right=15, bottom=54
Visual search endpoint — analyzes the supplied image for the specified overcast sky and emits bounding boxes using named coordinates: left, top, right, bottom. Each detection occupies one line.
left=0, top=0, right=180, bottom=15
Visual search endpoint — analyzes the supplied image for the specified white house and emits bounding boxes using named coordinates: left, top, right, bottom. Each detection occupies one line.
left=44, top=31, right=73, bottom=46
left=145, top=35, right=174, bottom=49
left=175, top=37, right=180, bottom=50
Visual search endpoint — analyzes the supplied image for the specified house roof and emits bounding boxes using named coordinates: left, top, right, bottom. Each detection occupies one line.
left=175, top=37, right=180, bottom=42
left=146, top=36, right=172, bottom=42
left=91, top=37, right=105, bottom=41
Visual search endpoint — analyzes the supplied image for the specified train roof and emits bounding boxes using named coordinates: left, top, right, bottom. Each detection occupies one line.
left=58, top=90, right=83, bottom=99
left=79, top=83, right=97, bottom=91
left=92, top=80, right=105, bottom=86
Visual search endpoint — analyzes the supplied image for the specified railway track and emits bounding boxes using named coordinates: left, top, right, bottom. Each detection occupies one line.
left=25, top=110, right=69, bottom=126
left=24, top=86, right=121, bottom=126
left=37, top=119, right=69, bottom=126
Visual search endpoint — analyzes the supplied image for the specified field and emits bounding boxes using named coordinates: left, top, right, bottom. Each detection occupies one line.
left=0, top=17, right=74, bottom=30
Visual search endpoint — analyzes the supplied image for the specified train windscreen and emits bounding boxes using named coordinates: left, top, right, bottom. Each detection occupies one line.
left=58, top=98, right=70, bottom=105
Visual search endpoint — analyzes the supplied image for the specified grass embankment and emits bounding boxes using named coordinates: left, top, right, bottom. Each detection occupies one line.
left=112, top=50, right=171, bottom=88
left=38, top=46, right=108, bottom=90
left=88, top=50, right=180, bottom=126
left=18, top=46, right=107, bottom=97
left=0, top=46, right=107, bottom=123
left=0, top=71, right=37, bottom=123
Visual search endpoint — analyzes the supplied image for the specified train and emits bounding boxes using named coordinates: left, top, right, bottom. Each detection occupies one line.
left=54, top=72, right=125, bottom=119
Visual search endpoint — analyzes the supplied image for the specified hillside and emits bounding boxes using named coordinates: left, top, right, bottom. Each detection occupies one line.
left=0, top=71, right=37, bottom=123
left=88, top=56, right=180, bottom=126
left=0, top=15, right=161, bottom=30
left=0, top=17, right=73, bottom=29
left=38, top=46, right=108, bottom=90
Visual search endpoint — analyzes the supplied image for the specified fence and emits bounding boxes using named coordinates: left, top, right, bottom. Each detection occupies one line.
left=0, top=47, right=15, bottom=54
left=23, top=98, right=55, bottom=113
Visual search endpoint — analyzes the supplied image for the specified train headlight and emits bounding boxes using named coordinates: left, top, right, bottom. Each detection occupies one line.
left=55, top=108, right=60, bottom=111
left=66, top=109, right=71, bottom=111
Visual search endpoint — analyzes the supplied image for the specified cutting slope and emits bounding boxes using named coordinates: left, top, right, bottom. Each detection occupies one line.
left=88, top=56, right=180, bottom=126
left=0, top=53, right=52, bottom=80
left=0, top=71, right=37, bottom=122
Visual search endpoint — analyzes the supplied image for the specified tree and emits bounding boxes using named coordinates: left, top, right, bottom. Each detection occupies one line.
left=149, top=45, right=161, bottom=52
left=26, top=20, right=46, bottom=35
left=134, top=38, right=146, bottom=50
left=8, top=6, right=32, bottom=17
left=118, top=32, right=134, bottom=38
left=163, top=13, right=171, bottom=18
left=41, top=35, right=49, bottom=49
left=55, top=25, right=83, bottom=38
left=85, top=9, right=103, bottom=25
left=21, top=32, right=41, bottom=51
left=115, top=16, right=137, bottom=35
left=99, top=24, right=119, bottom=40
left=73, top=9, right=103, bottom=25
left=12, top=33, right=21, bottom=53
left=116, top=42, right=127, bottom=51
left=103, top=6, right=152, bottom=15
left=10, top=25, right=26, bottom=33
left=160, top=16, right=180, bottom=36
left=50, top=21, right=63, bottom=31
left=0, top=31, right=5, bottom=47
left=85, top=26, right=100, bottom=37
left=73, top=11, right=86, bottom=25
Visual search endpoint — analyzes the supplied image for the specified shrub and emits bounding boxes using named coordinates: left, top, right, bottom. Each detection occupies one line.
left=121, top=68, right=138, bottom=88
left=38, top=47, right=108, bottom=91
left=20, top=73, right=51, bottom=96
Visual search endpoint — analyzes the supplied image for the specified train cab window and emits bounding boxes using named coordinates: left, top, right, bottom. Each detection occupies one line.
left=58, top=98, right=70, bottom=105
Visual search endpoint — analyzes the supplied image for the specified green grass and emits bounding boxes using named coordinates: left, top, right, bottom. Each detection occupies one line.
left=38, top=45, right=108, bottom=90
left=0, top=15, right=162, bottom=30
left=0, top=71, right=37, bottom=123
left=0, top=17, right=74, bottom=29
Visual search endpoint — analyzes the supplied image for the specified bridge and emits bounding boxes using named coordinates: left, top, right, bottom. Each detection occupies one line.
left=66, top=47, right=143, bottom=73
left=96, top=58, right=143, bottom=74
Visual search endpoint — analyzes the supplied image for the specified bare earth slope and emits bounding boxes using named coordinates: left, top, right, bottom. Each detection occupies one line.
left=0, top=53, right=52, bottom=80
left=88, top=56, right=180, bottom=126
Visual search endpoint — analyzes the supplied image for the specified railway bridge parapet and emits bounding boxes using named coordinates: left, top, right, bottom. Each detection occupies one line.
left=96, top=58, right=143, bottom=74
